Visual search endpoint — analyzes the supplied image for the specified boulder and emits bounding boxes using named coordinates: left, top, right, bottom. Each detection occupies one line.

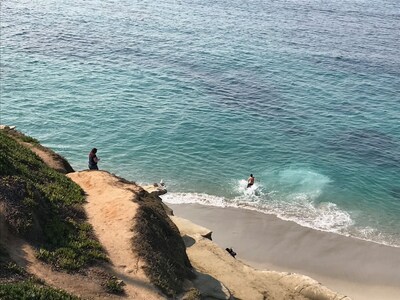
left=0, top=125, right=16, bottom=130
left=170, top=216, right=213, bottom=240
left=142, top=184, right=167, bottom=196
left=193, top=271, right=232, bottom=300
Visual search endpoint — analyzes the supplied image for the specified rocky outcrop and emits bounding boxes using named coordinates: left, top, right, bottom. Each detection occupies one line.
left=22, top=142, right=75, bottom=174
left=170, top=216, right=213, bottom=240
left=192, top=271, right=232, bottom=300
left=0, top=125, right=16, bottom=130
left=142, top=183, right=168, bottom=196
left=275, top=273, right=351, bottom=300
left=171, top=215, right=350, bottom=300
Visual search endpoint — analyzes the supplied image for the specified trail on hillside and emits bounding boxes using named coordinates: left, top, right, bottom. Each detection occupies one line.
left=1, top=205, right=114, bottom=299
left=7, top=238, right=112, bottom=299
left=3, top=169, right=164, bottom=299
left=68, top=171, right=164, bottom=300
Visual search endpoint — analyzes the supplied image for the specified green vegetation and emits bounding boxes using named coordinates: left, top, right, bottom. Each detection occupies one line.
left=1, top=127, right=40, bottom=145
left=103, top=276, right=124, bottom=294
left=0, top=131, right=106, bottom=271
left=132, top=194, right=194, bottom=297
left=2, top=262, right=26, bottom=277
left=0, top=253, right=29, bottom=285
left=0, top=258, right=77, bottom=300
left=1, top=127, right=74, bottom=174
left=0, top=243, right=76, bottom=299
left=0, top=242, right=27, bottom=283
left=0, top=281, right=80, bottom=300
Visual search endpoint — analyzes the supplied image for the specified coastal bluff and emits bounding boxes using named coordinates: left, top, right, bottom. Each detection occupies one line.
left=0, top=127, right=349, bottom=299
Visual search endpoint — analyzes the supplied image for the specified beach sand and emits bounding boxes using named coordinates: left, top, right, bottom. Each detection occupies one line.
left=168, top=203, right=400, bottom=300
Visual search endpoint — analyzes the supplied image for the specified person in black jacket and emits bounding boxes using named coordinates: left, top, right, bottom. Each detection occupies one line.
left=88, top=148, right=100, bottom=170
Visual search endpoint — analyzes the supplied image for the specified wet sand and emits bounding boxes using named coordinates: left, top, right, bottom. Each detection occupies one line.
left=168, top=203, right=400, bottom=300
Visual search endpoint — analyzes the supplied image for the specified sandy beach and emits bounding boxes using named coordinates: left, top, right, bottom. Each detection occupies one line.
left=168, top=203, right=400, bottom=300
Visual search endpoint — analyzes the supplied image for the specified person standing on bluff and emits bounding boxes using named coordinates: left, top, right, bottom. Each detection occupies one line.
left=88, top=148, right=100, bottom=170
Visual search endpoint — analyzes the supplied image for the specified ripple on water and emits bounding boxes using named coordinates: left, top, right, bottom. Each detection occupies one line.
left=1, top=0, right=400, bottom=247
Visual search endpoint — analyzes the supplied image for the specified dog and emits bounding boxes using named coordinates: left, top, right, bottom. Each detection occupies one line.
left=225, top=247, right=237, bottom=258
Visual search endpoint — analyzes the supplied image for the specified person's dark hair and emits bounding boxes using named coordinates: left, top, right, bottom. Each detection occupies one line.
left=91, top=148, right=97, bottom=154
left=250, top=174, right=253, bottom=177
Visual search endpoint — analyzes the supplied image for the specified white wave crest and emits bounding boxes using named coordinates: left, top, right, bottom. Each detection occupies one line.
left=160, top=168, right=399, bottom=247
left=235, top=179, right=263, bottom=197
left=162, top=190, right=353, bottom=233
left=161, top=192, right=226, bottom=207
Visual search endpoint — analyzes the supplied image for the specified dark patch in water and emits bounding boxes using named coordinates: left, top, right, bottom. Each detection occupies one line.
left=390, top=187, right=400, bottom=199
left=328, top=129, right=400, bottom=168
left=195, top=68, right=284, bottom=118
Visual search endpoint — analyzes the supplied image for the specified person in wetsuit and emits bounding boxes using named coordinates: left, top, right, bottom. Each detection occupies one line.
left=88, top=148, right=100, bottom=170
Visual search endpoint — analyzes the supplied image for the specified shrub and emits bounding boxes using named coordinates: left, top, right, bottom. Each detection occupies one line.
left=0, top=131, right=106, bottom=271
left=103, top=276, right=124, bottom=294
left=0, top=281, right=80, bottom=300
left=132, top=194, right=193, bottom=297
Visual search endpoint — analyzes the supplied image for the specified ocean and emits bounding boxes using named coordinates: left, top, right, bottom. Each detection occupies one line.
left=1, top=0, right=399, bottom=247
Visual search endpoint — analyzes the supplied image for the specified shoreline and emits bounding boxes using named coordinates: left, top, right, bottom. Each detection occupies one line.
left=168, top=203, right=400, bottom=300
left=161, top=191, right=400, bottom=250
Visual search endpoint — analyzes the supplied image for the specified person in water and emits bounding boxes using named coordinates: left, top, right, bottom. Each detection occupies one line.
left=88, top=148, right=100, bottom=170
left=247, top=174, right=255, bottom=188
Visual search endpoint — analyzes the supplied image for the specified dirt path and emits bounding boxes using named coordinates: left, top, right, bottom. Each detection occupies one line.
left=1, top=206, right=113, bottom=300
left=2, top=135, right=163, bottom=299
left=7, top=238, right=112, bottom=299
left=20, top=140, right=74, bottom=174
left=2, top=170, right=163, bottom=298
left=68, top=171, right=164, bottom=300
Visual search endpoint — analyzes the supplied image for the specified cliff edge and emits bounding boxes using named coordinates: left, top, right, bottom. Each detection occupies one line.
left=0, top=127, right=348, bottom=300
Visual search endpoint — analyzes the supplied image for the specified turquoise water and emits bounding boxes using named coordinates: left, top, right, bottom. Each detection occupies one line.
left=1, top=0, right=399, bottom=246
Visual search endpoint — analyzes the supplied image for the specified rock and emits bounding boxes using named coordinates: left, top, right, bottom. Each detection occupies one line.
left=0, top=125, right=16, bottom=130
left=193, top=272, right=232, bottom=300
left=142, top=184, right=167, bottom=196
left=116, top=279, right=125, bottom=287
left=278, top=273, right=349, bottom=300
left=170, top=216, right=213, bottom=240
left=201, top=231, right=212, bottom=240
left=162, top=202, right=174, bottom=216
